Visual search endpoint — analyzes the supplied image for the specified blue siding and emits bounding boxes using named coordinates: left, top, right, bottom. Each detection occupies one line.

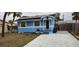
left=18, top=28, right=36, bottom=32
left=17, top=17, right=56, bottom=33
left=18, top=27, right=54, bottom=33
left=18, top=27, right=43, bottom=32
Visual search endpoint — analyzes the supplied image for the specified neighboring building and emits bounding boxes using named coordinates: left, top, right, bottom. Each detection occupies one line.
left=0, top=19, right=8, bottom=33
left=0, top=20, right=2, bottom=27
left=16, top=15, right=57, bottom=33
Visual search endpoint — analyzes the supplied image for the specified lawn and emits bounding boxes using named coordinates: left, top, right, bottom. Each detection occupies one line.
left=70, top=32, right=79, bottom=40
left=0, top=33, right=40, bottom=47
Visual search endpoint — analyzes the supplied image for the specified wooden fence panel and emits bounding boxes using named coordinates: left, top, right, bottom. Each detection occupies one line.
left=58, top=23, right=79, bottom=32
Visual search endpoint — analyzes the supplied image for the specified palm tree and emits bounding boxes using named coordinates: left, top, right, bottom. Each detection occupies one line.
left=72, top=12, right=79, bottom=22
left=72, top=12, right=79, bottom=32
left=8, top=20, right=13, bottom=31
left=55, top=13, right=60, bottom=21
left=1, top=12, right=22, bottom=37
left=8, top=12, right=22, bottom=25
left=8, top=20, right=13, bottom=24
left=2, top=12, right=8, bottom=37
left=8, top=12, right=22, bottom=32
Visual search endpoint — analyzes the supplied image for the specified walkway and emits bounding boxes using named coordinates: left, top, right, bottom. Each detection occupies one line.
left=24, top=31, right=79, bottom=47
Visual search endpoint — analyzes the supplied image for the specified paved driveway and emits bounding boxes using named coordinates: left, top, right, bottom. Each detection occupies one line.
left=24, top=31, right=79, bottom=47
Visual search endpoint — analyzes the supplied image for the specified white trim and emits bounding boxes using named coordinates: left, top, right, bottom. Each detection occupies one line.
left=40, top=21, right=41, bottom=26
left=18, top=25, right=54, bottom=28
left=33, top=21, right=34, bottom=27
left=43, top=20, right=44, bottom=30
left=33, top=21, right=40, bottom=26
left=18, top=26, right=54, bottom=28
left=25, top=21, right=27, bottom=27
left=20, top=21, right=26, bottom=27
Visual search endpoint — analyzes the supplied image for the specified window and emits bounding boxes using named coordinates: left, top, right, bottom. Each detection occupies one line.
left=21, top=22, right=25, bottom=27
left=34, top=21, right=40, bottom=26
left=27, top=21, right=33, bottom=26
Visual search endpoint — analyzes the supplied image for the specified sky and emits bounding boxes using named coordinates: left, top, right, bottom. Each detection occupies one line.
left=0, top=12, right=72, bottom=21
left=64, top=12, right=72, bottom=20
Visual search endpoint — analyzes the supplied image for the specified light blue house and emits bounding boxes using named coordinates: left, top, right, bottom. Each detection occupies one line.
left=16, top=15, right=57, bottom=33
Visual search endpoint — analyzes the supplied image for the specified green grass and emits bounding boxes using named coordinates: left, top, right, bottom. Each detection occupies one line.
left=74, top=32, right=79, bottom=36
left=0, top=33, right=40, bottom=47
left=69, top=32, right=79, bottom=40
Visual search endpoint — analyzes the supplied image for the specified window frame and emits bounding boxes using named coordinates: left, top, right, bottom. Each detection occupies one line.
left=20, top=21, right=26, bottom=27
left=34, top=21, right=40, bottom=26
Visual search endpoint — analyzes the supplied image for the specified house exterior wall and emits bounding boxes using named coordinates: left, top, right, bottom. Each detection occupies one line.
left=18, top=21, right=42, bottom=33
left=18, top=26, right=54, bottom=33
left=17, top=20, right=55, bottom=33
left=18, top=27, right=43, bottom=32
left=17, top=16, right=56, bottom=33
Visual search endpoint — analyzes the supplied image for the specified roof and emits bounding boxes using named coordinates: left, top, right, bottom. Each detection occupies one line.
left=16, top=14, right=56, bottom=21
left=17, top=16, right=41, bottom=21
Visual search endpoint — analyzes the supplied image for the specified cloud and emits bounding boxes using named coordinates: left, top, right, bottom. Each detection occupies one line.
left=0, top=12, right=72, bottom=21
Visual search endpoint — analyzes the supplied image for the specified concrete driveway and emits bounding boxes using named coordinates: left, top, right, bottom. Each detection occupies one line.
left=24, top=31, right=79, bottom=47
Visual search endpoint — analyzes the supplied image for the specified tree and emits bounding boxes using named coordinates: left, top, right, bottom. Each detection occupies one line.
left=8, top=12, right=22, bottom=32
left=2, top=12, right=8, bottom=37
left=72, top=12, right=79, bottom=32
left=8, top=12, right=22, bottom=25
left=55, top=13, right=60, bottom=21
left=8, top=20, right=13, bottom=24
left=72, top=12, right=79, bottom=22
left=1, top=12, right=22, bottom=37
left=8, top=20, right=13, bottom=31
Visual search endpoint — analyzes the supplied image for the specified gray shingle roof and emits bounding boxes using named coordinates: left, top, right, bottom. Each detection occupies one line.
left=17, top=16, right=41, bottom=20
left=17, top=14, right=55, bottom=21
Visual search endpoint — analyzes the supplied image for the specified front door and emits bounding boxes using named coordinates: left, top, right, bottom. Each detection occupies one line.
left=46, top=20, right=49, bottom=29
